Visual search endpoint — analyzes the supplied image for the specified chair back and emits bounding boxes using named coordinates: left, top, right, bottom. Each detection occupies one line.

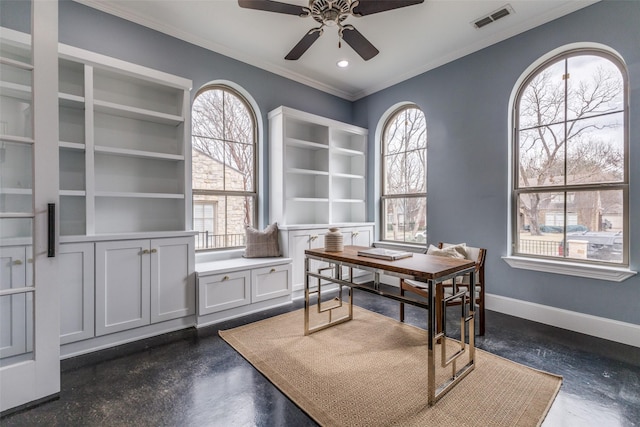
left=438, top=242, right=486, bottom=285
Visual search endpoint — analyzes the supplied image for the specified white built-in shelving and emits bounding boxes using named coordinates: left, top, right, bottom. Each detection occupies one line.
left=269, top=106, right=368, bottom=226
left=57, top=45, right=192, bottom=238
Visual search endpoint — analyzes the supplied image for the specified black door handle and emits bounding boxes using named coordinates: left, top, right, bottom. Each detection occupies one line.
left=48, top=203, right=55, bottom=257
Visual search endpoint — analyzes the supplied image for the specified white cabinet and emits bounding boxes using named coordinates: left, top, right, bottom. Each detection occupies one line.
left=197, top=260, right=292, bottom=317
left=251, top=264, right=291, bottom=303
left=286, top=228, right=326, bottom=293
left=95, top=239, right=150, bottom=336
left=59, top=243, right=94, bottom=344
left=282, top=224, right=374, bottom=292
left=151, top=237, right=195, bottom=323
left=198, top=270, right=251, bottom=315
left=96, top=236, right=195, bottom=336
left=269, top=106, right=367, bottom=226
left=57, top=45, right=192, bottom=237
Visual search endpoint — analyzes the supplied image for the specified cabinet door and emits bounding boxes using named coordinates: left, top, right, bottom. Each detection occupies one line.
left=95, top=240, right=150, bottom=336
left=150, top=237, right=195, bottom=323
left=59, top=243, right=94, bottom=344
left=0, top=246, right=30, bottom=358
left=349, top=226, right=373, bottom=247
left=251, top=264, right=292, bottom=303
left=289, top=231, right=325, bottom=291
left=198, top=270, right=250, bottom=315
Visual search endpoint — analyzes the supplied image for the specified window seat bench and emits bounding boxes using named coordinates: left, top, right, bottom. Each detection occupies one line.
left=195, top=253, right=293, bottom=327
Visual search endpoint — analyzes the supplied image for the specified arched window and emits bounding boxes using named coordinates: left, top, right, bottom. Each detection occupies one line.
left=513, top=49, right=628, bottom=265
left=192, top=85, right=257, bottom=250
left=381, top=105, right=427, bottom=244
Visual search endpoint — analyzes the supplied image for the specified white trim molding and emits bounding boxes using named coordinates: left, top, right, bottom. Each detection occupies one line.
left=503, top=256, right=637, bottom=282
left=486, top=293, right=640, bottom=348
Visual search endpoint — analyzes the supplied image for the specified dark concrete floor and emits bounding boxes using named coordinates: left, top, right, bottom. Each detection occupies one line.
left=3, top=287, right=640, bottom=426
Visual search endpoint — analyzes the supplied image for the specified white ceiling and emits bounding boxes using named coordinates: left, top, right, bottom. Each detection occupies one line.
left=75, top=0, right=599, bottom=100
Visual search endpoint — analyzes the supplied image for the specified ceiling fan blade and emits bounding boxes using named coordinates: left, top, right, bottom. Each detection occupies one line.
left=238, top=0, right=307, bottom=16
left=341, top=26, right=379, bottom=61
left=352, top=0, right=424, bottom=16
left=285, top=29, right=322, bottom=60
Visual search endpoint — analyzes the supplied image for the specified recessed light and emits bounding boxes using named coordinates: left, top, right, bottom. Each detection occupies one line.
left=336, top=60, right=349, bottom=68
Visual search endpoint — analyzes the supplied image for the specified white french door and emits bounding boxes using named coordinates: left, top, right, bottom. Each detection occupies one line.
left=0, top=0, right=60, bottom=413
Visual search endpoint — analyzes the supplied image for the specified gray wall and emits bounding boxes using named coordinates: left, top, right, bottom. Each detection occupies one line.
left=352, top=0, right=640, bottom=325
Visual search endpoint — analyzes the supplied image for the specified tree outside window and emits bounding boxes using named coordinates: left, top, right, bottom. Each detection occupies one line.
left=514, top=50, right=628, bottom=264
left=192, top=85, right=257, bottom=250
left=381, top=106, right=427, bottom=243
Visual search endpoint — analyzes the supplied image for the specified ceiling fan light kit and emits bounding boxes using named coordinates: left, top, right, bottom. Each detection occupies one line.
left=238, top=0, right=424, bottom=61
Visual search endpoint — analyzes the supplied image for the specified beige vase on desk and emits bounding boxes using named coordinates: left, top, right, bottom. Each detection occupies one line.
left=325, top=227, right=344, bottom=252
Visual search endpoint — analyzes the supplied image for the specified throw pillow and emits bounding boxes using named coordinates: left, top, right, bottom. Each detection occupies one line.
left=426, top=243, right=467, bottom=284
left=244, top=223, right=281, bottom=258
left=426, top=243, right=467, bottom=259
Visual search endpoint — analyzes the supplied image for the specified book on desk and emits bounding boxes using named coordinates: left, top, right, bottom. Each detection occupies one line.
left=357, top=247, right=414, bottom=261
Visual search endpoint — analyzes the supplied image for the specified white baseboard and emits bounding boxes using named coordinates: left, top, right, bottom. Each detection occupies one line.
left=486, top=294, right=640, bottom=348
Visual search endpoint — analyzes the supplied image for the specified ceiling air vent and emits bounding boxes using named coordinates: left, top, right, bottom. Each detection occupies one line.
left=473, top=4, right=514, bottom=29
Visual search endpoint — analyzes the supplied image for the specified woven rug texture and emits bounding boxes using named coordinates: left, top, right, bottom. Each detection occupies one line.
left=219, top=306, right=562, bottom=427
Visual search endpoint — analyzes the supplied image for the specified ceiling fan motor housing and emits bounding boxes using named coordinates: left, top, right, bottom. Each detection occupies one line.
left=310, top=0, right=353, bottom=26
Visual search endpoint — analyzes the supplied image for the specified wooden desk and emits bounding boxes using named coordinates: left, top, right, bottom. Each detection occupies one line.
left=304, top=245, right=477, bottom=406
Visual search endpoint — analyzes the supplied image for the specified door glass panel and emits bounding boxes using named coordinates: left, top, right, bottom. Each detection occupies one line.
left=0, top=140, right=34, bottom=214
left=0, top=292, right=34, bottom=366
left=0, top=63, right=33, bottom=140
left=0, top=234, right=34, bottom=366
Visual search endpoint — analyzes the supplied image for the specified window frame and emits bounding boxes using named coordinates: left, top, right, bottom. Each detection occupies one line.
left=380, top=104, right=427, bottom=245
left=507, top=47, right=633, bottom=279
left=191, top=84, right=258, bottom=251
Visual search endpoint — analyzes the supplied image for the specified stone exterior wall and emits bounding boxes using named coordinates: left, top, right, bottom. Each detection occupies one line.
left=192, top=149, right=249, bottom=243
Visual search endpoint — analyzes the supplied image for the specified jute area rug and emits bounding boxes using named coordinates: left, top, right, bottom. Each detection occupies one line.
left=219, top=306, right=562, bottom=427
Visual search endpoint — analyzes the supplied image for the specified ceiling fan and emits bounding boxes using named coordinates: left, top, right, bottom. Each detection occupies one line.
left=238, top=0, right=425, bottom=61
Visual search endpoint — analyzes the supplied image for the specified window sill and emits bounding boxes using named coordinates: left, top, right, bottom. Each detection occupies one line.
left=502, top=256, right=637, bottom=282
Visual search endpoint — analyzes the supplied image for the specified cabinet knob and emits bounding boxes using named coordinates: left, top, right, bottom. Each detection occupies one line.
left=13, top=259, right=23, bottom=265
left=151, top=248, right=157, bottom=253
left=28, top=258, right=33, bottom=263
left=222, top=275, right=230, bottom=281
left=270, top=268, right=276, bottom=273
left=142, top=249, right=150, bottom=255
left=353, top=232, right=359, bottom=237
left=310, top=235, right=318, bottom=242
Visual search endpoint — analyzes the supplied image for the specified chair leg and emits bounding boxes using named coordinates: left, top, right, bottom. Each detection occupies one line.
left=399, top=280, right=405, bottom=322
left=478, top=298, right=485, bottom=336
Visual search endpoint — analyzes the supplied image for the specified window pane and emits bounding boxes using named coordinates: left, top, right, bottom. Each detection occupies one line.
left=517, top=189, right=624, bottom=264
left=384, top=153, right=404, bottom=194
left=223, top=92, right=253, bottom=144
left=566, top=55, right=624, bottom=121
left=224, top=142, right=254, bottom=192
left=518, top=123, right=565, bottom=188
left=192, top=138, right=224, bottom=191
left=406, top=150, right=426, bottom=193
left=382, top=197, right=426, bottom=243
left=564, top=189, right=623, bottom=263
left=192, top=89, right=224, bottom=140
left=516, top=192, right=564, bottom=258
left=566, top=112, right=624, bottom=185
left=519, top=60, right=565, bottom=128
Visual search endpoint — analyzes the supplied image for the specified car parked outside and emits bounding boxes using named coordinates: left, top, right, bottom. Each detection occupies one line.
left=562, top=231, right=623, bottom=262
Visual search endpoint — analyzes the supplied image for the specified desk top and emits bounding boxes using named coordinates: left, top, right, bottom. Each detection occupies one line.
left=305, top=246, right=475, bottom=281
